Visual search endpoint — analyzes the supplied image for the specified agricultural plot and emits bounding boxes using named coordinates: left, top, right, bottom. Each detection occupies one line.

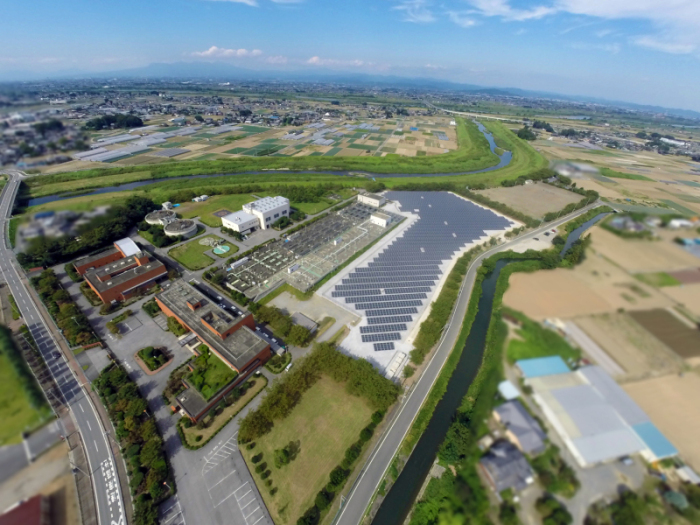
left=476, top=183, right=582, bottom=219
left=628, top=309, right=700, bottom=359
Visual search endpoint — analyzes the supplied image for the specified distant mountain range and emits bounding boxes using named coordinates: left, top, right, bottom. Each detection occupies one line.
left=2, top=61, right=699, bottom=121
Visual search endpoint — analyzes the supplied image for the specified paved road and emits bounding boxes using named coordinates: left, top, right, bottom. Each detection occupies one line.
left=424, top=101, right=525, bottom=123
left=335, top=202, right=602, bottom=525
left=0, top=170, right=125, bottom=525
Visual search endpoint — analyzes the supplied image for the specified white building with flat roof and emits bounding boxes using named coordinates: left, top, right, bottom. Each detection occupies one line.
left=222, top=210, right=259, bottom=233
left=370, top=212, right=392, bottom=228
left=242, top=196, right=290, bottom=230
left=358, top=193, right=385, bottom=207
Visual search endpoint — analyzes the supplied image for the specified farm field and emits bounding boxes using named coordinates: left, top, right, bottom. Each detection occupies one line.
left=241, top=376, right=372, bottom=525
left=624, top=372, right=700, bottom=471
left=662, top=284, right=700, bottom=317
left=0, top=352, right=48, bottom=446
left=503, top=234, right=674, bottom=319
left=476, top=182, right=582, bottom=218
left=573, top=313, right=683, bottom=380
left=628, top=308, right=700, bottom=359
left=168, top=235, right=232, bottom=270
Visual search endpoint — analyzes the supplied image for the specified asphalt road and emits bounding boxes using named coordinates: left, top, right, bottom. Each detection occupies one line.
left=335, top=202, right=601, bottom=525
left=0, top=171, right=125, bottom=525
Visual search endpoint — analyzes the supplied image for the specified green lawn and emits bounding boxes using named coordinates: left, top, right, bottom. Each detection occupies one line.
left=168, top=235, right=224, bottom=270
left=0, top=352, right=49, bottom=446
left=177, top=194, right=259, bottom=227
left=188, top=346, right=238, bottom=400
left=289, top=200, right=335, bottom=215
left=600, top=167, right=654, bottom=181
left=635, top=272, right=681, bottom=288
left=241, top=376, right=372, bottom=525
left=505, top=308, right=581, bottom=364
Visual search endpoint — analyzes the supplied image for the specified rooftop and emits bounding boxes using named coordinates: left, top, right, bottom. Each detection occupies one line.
left=494, top=400, right=546, bottom=455
left=244, top=196, right=289, bottom=213
left=479, top=441, right=534, bottom=493
left=115, top=237, right=140, bottom=257
left=85, top=255, right=166, bottom=293
left=291, top=312, right=318, bottom=333
left=156, top=281, right=267, bottom=370
left=164, top=219, right=196, bottom=233
left=223, top=210, right=258, bottom=224
left=517, top=355, right=570, bottom=378
left=74, top=246, right=120, bottom=268
left=363, top=193, right=384, bottom=201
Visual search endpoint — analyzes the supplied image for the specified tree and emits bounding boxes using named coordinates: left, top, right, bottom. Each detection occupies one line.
left=517, top=126, right=537, bottom=141
left=194, top=114, right=204, bottom=122
left=287, top=325, right=310, bottom=347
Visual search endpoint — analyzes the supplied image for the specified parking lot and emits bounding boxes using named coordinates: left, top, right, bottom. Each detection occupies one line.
left=200, top=434, right=273, bottom=525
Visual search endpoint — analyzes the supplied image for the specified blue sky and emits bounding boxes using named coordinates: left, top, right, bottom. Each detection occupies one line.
left=2, top=0, right=699, bottom=111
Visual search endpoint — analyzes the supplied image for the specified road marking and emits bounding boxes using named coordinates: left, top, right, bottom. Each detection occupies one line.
left=87, top=421, right=92, bottom=431
left=251, top=516, right=265, bottom=525
left=94, top=440, right=99, bottom=453
left=214, top=490, right=239, bottom=508
left=209, top=469, right=237, bottom=488
left=244, top=506, right=260, bottom=519
left=233, top=482, right=250, bottom=495
left=240, top=498, right=256, bottom=510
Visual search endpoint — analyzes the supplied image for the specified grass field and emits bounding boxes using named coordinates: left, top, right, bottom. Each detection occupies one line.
left=0, top=352, right=49, bottom=445
left=635, top=272, right=681, bottom=288
left=168, top=235, right=223, bottom=270
left=505, top=308, right=581, bottom=364
left=600, top=167, right=654, bottom=181
left=189, top=347, right=238, bottom=400
left=241, top=376, right=372, bottom=525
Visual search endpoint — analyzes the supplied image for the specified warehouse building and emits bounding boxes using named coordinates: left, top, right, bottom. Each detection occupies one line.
left=155, top=280, right=271, bottom=421
left=370, top=212, right=392, bottom=228
left=358, top=193, right=386, bottom=207
left=519, top=359, right=679, bottom=467
left=74, top=237, right=142, bottom=276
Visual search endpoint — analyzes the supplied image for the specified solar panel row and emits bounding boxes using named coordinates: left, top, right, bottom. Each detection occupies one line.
left=360, top=324, right=407, bottom=334
left=374, top=342, right=395, bottom=351
left=367, top=315, right=413, bottom=325
left=331, top=289, right=381, bottom=298
left=355, top=300, right=423, bottom=310
left=345, top=293, right=426, bottom=304
left=361, top=333, right=401, bottom=343
left=365, top=307, right=418, bottom=317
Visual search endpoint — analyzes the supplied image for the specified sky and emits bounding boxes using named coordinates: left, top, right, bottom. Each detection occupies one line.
left=1, top=0, right=699, bottom=111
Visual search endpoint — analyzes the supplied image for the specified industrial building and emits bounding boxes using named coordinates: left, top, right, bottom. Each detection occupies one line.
left=164, top=219, right=198, bottom=238
left=222, top=210, right=259, bottom=234
left=358, top=193, right=386, bottom=207
left=243, top=196, right=290, bottom=230
left=82, top=242, right=167, bottom=304
left=370, top=212, right=392, bottom=228
left=155, top=281, right=271, bottom=421
left=517, top=357, right=678, bottom=467
left=221, top=196, right=290, bottom=232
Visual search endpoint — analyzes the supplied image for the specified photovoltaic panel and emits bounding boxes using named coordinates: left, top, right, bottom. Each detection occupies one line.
left=355, top=300, right=422, bottom=310
left=365, top=307, right=418, bottom=317
left=360, top=324, right=407, bottom=334
left=384, top=287, right=431, bottom=295
left=367, top=315, right=413, bottom=324
left=361, top=333, right=401, bottom=343
left=374, top=342, right=395, bottom=351
left=345, top=293, right=426, bottom=304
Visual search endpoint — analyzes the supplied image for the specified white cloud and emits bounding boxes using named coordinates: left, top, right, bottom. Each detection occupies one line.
left=266, top=55, right=288, bottom=64
left=447, top=11, right=477, bottom=27
left=424, top=63, right=447, bottom=69
left=393, top=0, right=436, bottom=23
left=191, top=46, right=263, bottom=57
left=465, top=0, right=556, bottom=21
left=307, top=56, right=370, bottom=67
left=632, top=35, right=695, bottom=54
left=204, top=0, right=259, bottom=5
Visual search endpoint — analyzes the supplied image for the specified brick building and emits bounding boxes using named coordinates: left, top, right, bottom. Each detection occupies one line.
left=155, top=280, right=271, bottom=421
left=75, top=238, right=167, bottom=304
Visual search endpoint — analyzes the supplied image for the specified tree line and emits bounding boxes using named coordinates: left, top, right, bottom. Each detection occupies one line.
left=18, top=196, right=157, bottom=268
left=94, top=364, right=173, bottom=525
left=0, top=325, right=48, bottom=411
left=83, top=113, right=144, bottom=130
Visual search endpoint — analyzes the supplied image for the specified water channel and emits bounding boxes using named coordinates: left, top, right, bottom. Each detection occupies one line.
left=372, top=210, right=608, bottom=525
left=27, top=121, right=511, bottom=207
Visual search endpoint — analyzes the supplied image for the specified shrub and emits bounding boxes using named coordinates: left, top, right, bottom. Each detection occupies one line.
left=252, top=453, right=263, bottom=464
left=195, top=435, right=202, bottom=442
left=261, top=470, right=271, bottom=480
left=315, top=490, right=332, bottom=511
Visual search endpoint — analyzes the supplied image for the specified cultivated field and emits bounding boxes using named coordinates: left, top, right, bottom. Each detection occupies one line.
left=241, top=376, right=372, bottom=525
left=476, top=182, right=582, bottom=218
left=503, top=237, right=674, bottom=319
left=624, top=372, right=700, bottom=470
left=588, top=227, right=700, bottom=274
left=628, top=309, right=700, bottom=359
left=663, top=283, right=700, bottom=318
left=573, top=313, right=683, bottom=380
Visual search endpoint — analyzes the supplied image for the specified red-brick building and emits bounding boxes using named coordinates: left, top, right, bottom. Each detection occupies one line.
left=74, top=238, right=167, bottom=304
left=155, top=280, right=271, bottom=421
left=0, top=495, right=50, bottom=525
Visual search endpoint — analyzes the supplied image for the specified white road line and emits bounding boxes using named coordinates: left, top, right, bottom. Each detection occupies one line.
left=251, top=515, right=265, bottom=525
left=236, top=489, right=252, bottom=502
left=214, top=490, right=239, bottom=508
left=244, top=506, right=260, bottom=519
left=208, top=469, right=237, bottom=489
left=94, top=440, right=99, bottom=453
left=233, top=483, right=250, bottom=495
left=87, top=421, right=92, bottom=431
left=240, top=498, right=256, bottom=510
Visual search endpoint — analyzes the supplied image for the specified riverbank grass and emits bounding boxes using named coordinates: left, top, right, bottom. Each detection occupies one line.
left=241, top=376, right=372, bottom=525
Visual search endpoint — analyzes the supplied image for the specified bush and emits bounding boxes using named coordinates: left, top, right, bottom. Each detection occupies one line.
left=252, top=453, right=263, bottom=464
left=403, top=365, right=415, bottom=378
left=315, top=490, right=332, bottom=511
left=195, top=435, right=202, bottom=442
left=167, top=316, right=188, bottom=336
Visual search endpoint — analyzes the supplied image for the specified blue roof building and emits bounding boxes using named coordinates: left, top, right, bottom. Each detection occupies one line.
left=516, top=356, right=570, bottom=378
left=633, top=422, right=678, bottom=460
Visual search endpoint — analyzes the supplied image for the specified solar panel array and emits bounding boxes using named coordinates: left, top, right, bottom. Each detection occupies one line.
left=331, top=191, right=513, bottom=352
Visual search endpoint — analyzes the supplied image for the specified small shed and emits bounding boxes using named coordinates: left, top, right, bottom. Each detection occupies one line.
left=516, top=356, right=570, bottom=378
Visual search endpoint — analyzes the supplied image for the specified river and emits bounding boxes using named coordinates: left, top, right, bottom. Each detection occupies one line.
left=26, top=121, right=511, bottom=207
